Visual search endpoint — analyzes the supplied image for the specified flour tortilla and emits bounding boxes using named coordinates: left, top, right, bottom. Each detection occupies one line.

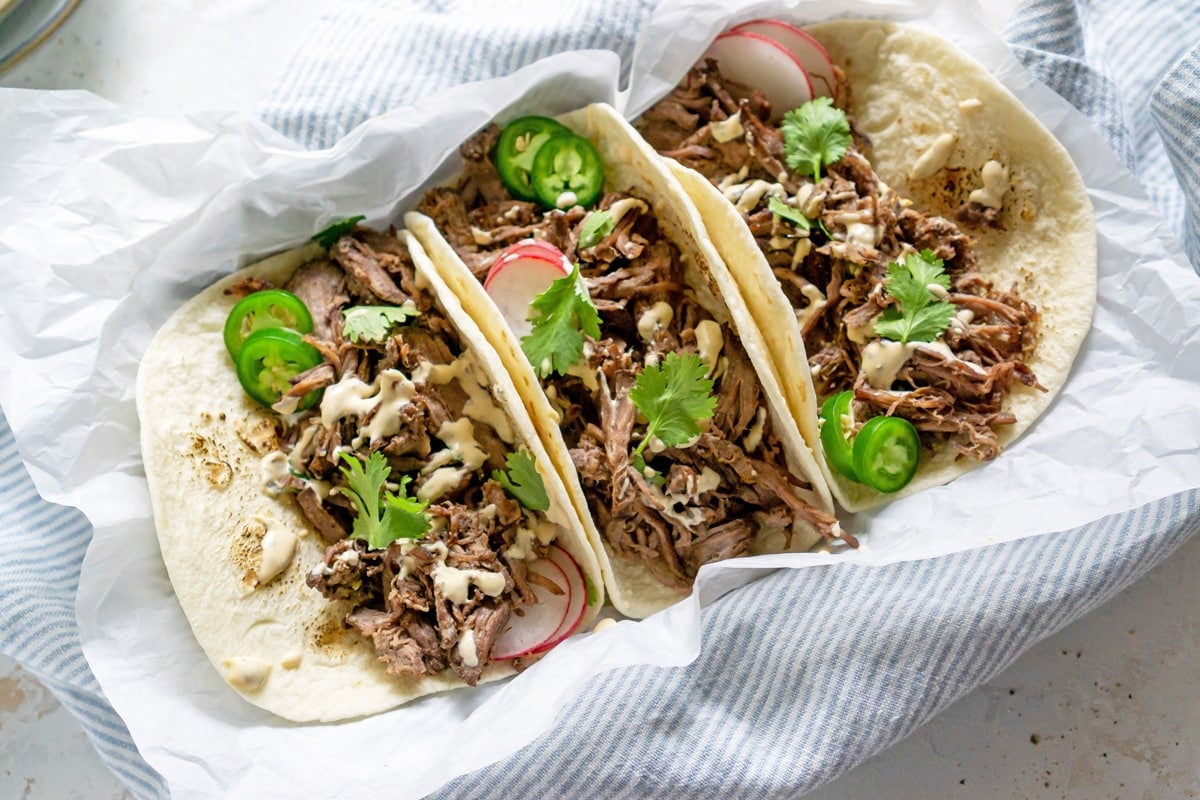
left=408, top=102, right=836, bottom=619
left=137, top=232, right=604, bottom=722
left=671, top=20, right=1097, bottom=512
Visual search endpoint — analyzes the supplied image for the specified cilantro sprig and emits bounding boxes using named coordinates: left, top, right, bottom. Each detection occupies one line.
left=767, top=196, right=812, bottom=232
left=312, top=215, right=366, bottom=249
left=343, top=304, right=420, bottom=344
left=872, top=250, right=957, bottom=344
left=578, top=210, right=615, bottom=249
left=339, top=452, right=430, bottom=550
left=781, top=98, right=851, bottom=183
left=492, top=450, right=550, bottom=512
left=629, top=352, right=717, bottom=474
left=520, top=263, right=602, bottom=378
left=768, top=196, right=833, bottom=241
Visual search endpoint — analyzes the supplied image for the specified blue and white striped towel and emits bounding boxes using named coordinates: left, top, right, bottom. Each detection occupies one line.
left=2, top=1, right=1198, bottom=797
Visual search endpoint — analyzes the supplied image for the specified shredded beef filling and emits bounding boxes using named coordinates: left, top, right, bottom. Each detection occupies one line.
left=256, top=228, right=553, bottom=686
left=638, top=60, right=1043, bottom=462
left=417, top=126, right=846, bottom=588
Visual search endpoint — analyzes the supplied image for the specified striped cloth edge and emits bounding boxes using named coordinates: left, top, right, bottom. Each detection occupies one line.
left=1, top=0, right=1198, bottom=797
left=0, top=415, right=167, bottom=800
left=1005, top=0, right=1200, bottom=270
left=427, top=490, right=1199, bottom=799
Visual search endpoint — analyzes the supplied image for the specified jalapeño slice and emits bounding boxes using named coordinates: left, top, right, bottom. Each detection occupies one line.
left=531, top=133, right=604, bottom=210
left=235, top=328, right=324, bottom=409
left=851, top=415, right=921, bottom=494
left=224, top=289, right=313, bottom=360
left=819, top=390, right=859, bottom=482
left=495, top=116, right=573, bottom=202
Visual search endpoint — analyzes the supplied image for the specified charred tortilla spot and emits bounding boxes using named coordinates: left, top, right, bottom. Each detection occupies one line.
left=230, top=519, right=263, bottom=584
left=188, top=432, right=213, bottom=456
left=201, top=459, right=233, bottom=489
left=309, top=610, right=355, bottom=661
left=235, top=418, right=280, bottom=455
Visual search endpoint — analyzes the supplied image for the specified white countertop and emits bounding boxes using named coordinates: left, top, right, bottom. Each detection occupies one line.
left=2, top=2, right=1198, bottom=798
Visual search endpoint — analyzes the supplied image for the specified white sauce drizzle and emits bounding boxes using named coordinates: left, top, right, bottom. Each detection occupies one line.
left=716, top=166, right=750, bottom=192
left=862, top=338, right=987, bottom=389
left=565, top=356, right=600, bottom=394
left=458, top=629, right=479, bottom=667
left=503, top=526, right=538, bottom=561
left=534, top=518, right=558, bottom=546
left=642, top=466, right=722, bottom=529
left=259, top=451, right=290, bottom=490
left=846, top=318, right=876, bottom=345
left=845, top=222, right=882, bottom=248
left=918, top=341, right=987, bottom=374
left=414, top=350, right=515, bottom=443
left=948, top=308, right=975, bottom=334
left=710, top=111, right=745, bottom=143
left=289, top=424, right=321, bottom=475
left=909, top=133, right=958, bottom=180
left=222, top=657, right=272, bottom=692
left=320, top=370, right=417, bottom=444
left=605, top=197, right=649, bottom=228
left=694, top=320, right=724, bottom=377
left=637, top=302, right=674, bottom=343
left=795, top=285, right=828, bottom=328
left=418, top=417, right=487, bottom=503
left=790, top=237, right=813, bottom=268
left=969, top=160, right=1009, bottom=209
left=927, top=282, right=950, bottom=300
left=732, top=180, right=786, bottom=214
left=861, top=339, right=917, bottom=389
left=432, top=554, right=507, bottom=605
left=743, top=407, right=767, bottom=452
left=252, top=515, right=297, bottom=586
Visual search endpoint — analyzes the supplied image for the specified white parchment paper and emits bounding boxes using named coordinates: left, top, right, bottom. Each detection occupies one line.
left=0, top=0, right=1197, bottom=797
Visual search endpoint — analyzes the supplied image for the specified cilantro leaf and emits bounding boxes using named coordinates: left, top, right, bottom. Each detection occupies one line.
left=339, top=452, right=430, bottom=550
left=630, top=451, right=666, bottom=487
left=312, top=215, right=366, bottom=249
left=578, top=210, right=615, bottom=249
left=767, top=195, right=833, bottom=239
left=520, top=263, right=602, bottom=378
left=872, top=250, right=957, bottom=344
left=629, top=352, right=717, bottom=463
left=782, top=98, right=851, bottom=183
left=767, top=196, right=812, bottom=232
left=343, top=304, right=420, bottom=344
left=492, top=450, right=550, bottom=511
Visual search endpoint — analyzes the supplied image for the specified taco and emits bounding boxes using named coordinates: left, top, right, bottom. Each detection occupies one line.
left=406, top=102, right=851, bottom=620
left=636, top=19, right=1096, bottom=510
left=137, top=224, right=604, bottom=722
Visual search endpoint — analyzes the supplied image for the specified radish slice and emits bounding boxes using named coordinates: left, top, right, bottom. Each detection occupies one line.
left=702, top=31, right=813, bottom=122
left=529, top=545, right=588, bottom=654
left=730, top=19, right=839, bottom=100
left=492, top=556, right=570, bottom=661
left=483, top=239, right=570, bottom=338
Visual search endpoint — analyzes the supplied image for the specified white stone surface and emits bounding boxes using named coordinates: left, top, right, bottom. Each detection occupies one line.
left=1, top=1, right=1197, bottom=799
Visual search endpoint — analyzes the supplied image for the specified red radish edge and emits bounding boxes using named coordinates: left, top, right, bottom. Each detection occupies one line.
left=483, top=240, right=571, bottom=337
left=706, top=31, right=814, bottom=119
left=529, top=545, right=588, bottom=654
left=730, top=19, right=838, bottom=99
left=483, top=239, right=569, bottom=291
left=492, top=554, right=571, bottom=661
